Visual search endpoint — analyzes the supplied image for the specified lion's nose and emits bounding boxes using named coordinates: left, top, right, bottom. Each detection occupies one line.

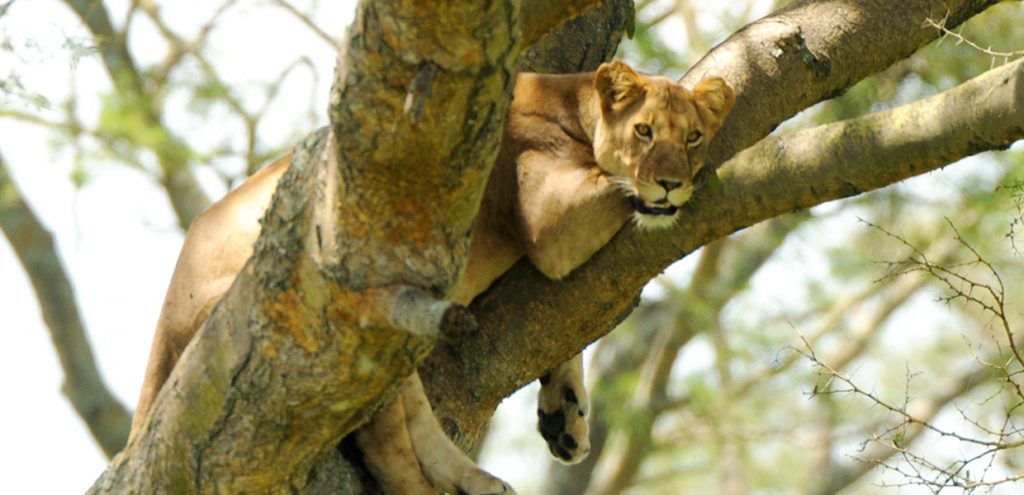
left=657, top=179, right=682, bottom=191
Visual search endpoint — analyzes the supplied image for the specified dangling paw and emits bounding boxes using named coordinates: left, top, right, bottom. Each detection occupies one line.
left=451, top=470, right=515, bottom=495
left=536, top=362, right=591, bottom=464
left=400, top=374, right=517, bottom=495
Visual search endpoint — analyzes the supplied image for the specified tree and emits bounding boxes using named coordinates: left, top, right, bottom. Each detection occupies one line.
left=3, top=0, right=1023, bottom=493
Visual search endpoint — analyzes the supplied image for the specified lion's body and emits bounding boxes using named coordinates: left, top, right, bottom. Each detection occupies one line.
left=130, top=62, right=734, bottom=495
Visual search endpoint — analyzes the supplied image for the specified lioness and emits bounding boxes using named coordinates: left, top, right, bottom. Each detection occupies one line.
left=130, top=60, right=734, bottom=494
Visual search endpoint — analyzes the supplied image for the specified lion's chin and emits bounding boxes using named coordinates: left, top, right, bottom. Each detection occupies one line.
left=628, top=196, right=680, bottom=229
left=632, top=210, right=680, bottom=229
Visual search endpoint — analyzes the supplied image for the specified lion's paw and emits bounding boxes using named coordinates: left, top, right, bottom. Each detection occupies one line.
left=454, top=470, right=516, bottom=495
left=537, top=371, right=591, bottom=464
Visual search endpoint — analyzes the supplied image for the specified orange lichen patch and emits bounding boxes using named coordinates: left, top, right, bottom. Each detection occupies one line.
left=263, top=290, right=320, bottom=355
left=259, top=343, right=278, bottom=359
left=337, top=285, right=398, bottom=330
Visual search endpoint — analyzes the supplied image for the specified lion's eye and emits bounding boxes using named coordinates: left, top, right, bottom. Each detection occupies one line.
left=634, top=123, right=652, bottom=139
left=686, top=130, right=703, bottom=146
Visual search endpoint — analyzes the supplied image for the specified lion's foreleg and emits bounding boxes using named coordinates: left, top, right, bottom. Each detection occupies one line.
left=537, top=353, right=591, bottom=464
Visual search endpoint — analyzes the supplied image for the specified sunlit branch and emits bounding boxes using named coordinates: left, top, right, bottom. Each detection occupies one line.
left=269, top=0, right=339, bottom=48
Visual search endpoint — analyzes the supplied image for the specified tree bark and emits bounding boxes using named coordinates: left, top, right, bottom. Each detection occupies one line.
left=88, top=0, right=608, bottom=493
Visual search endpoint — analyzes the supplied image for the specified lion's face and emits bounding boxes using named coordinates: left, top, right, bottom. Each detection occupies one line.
left=593, top=61, right=736, bottom=229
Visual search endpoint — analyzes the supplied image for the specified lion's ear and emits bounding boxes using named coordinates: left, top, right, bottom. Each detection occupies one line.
left=692, top=77, right=736, bottom=133
left=595, top=61, right=646, bottom=116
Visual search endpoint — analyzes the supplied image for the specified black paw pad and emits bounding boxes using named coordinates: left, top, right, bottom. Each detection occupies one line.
left=537, top=409, right=565, bottom=444
left=561, top=433, right=578, bottom=450
left=537, top=409, right=578, bottom=462
left=563, top=387, right=578, bottom=405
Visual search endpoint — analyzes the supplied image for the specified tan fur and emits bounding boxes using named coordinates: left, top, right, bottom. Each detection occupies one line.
left=593, top=61, right=735, bottom=228
left=130, top=61, right=734, bottom=494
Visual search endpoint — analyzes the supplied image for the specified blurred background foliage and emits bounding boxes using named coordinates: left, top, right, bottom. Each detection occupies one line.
left=2, top=0, right=1024, bottom=493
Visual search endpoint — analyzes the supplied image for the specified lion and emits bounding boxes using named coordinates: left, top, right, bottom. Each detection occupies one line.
left=128, top=60, right=735, bottom=494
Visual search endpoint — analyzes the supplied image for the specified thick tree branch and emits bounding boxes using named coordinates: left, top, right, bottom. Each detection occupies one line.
left=322, top=0, right=524, bottom=291
left=0, top=151, right=131, bottom=457
left=518, top=0, right=633, bottom=73
left=89, top=132, right=450, bottom=493
left=680, top=0, right=1005, bottom=165
left=521, top=0, right=612, bottom=49
left=424, top=2, right=1019, bottom=445
left=89, top=1, right=607, bottom=492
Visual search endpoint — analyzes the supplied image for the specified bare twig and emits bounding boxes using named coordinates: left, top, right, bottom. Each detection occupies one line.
left=926, top=14, right=1024, bottom=64
left=268, top=0, right=339, bottom=48
left=62, top=0, right=211, bottom=229
left=803, top=217, right=1024, bottom=493
left=869, top=219, right=1024, bottom=368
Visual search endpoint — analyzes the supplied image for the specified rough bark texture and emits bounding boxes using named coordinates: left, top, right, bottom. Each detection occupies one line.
left=0, top=153, right=132, bottom=458
left=405, top=0, right=634, bottom=449
left=86, top=0, right=1024, bottom=493
left=679, top=0, right=1003, bottom=165
left=421, top=0, right=1014, bottom=448
left=517, top=0, right=634, bottom=73
left=88, top=0, right=605, bottom=493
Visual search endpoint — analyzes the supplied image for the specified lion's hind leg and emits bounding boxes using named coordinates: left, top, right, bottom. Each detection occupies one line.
left=402, top=373, right=514, bottom=495
left=537, top=353, right=591, bottom=464
left=356, top=395, right=437, bottom=494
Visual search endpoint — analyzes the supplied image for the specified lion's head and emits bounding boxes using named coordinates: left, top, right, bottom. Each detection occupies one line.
left=592, top=61, right=736, bottom=228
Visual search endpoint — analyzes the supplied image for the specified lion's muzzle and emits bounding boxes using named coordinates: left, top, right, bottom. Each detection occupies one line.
left=628, top=195, right=678, bottom=216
